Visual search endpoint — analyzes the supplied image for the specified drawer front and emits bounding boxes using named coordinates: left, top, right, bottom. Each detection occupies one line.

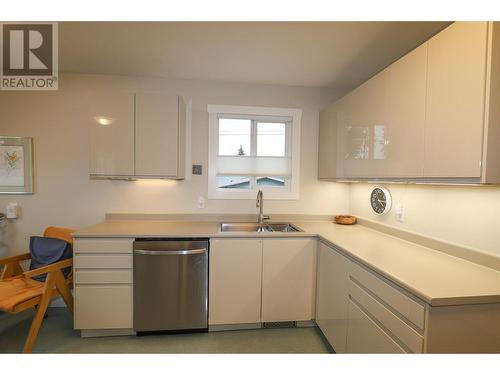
left=349, top=261, right=426, bottom=330
left=75, top=269, right=133, bottom=284
left=346, top=299, right=406, bottom=354
left=74, top=285, right=133, bottom=329
left=74, top=238, right=133, bottom=254
left=74, top=254, right=132, bottom=269
left=349, top=280, right=424, bottom=353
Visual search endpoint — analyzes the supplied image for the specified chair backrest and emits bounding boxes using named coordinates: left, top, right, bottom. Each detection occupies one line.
left=43, top=227, right=75, bottom=245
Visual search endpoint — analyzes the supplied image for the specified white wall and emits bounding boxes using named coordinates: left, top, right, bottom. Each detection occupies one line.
left=5, top=73, right=496, bottom=260
left=0, top=74, right=349, bottom=255
left=349, top=183, right=500, bottom=257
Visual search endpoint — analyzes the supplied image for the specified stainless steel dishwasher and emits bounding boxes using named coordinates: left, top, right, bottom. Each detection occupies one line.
left=133, top=238, right=209, bottom=334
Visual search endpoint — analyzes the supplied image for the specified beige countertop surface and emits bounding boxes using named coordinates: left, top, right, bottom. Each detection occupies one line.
left=73, top=219, right=500, bottom=307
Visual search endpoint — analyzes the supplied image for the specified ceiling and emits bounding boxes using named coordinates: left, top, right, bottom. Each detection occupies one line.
left=59, top=22, right=450, bottom=90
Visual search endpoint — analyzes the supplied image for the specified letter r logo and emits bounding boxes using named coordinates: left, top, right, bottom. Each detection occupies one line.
left=2, top=24, right=53, bottom=76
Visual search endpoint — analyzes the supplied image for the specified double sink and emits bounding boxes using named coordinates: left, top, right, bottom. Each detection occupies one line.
left=219, top=222, right=302, bottom=233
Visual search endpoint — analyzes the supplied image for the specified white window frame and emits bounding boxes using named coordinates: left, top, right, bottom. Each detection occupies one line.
left=207, top=104, right=302, bottom=200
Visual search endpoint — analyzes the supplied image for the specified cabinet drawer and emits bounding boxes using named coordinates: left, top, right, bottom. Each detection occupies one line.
left=346, top=299, right=406, bottom=353
left=75, top=269, right=133, bottom=284
left=349, top=280, right=424, bottom=353
left=74, top=238, right=133, bottom=254
left=74, top=285, right=133, bottom=329
left=74, top=254, right=132, bottom=269
left=349, top=261, right=425, bottom=330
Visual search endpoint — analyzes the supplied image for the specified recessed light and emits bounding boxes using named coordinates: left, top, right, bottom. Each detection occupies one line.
left=94, top=116, right=114, bottom=126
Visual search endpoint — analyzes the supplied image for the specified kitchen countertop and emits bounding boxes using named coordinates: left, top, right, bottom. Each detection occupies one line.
left=73, top=219, right=500, bottom=307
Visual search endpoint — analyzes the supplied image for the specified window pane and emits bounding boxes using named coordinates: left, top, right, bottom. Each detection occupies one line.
left=256, top=176, right=286, bottom=187
left=217, top=176, right=251, bottom=189
left=218, top=118, right=251, bottom=156
left=257, top=122, right=286, bottom=156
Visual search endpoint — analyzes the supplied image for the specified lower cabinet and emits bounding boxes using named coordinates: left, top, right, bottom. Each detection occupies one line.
left=209, top=237, right=317, bottom=326
left=316, top=241, right=350, bottom=353
left=316, top=240, right=425, bottom=353
left=209, top=239, right=263, bottom=325
left=346, top=300, right=405, bottom=353
left=74, top=285, right=133, bottom=329
left=73, top=238, right=134, bottom=332
left=261, top=238, right=317, bottom=322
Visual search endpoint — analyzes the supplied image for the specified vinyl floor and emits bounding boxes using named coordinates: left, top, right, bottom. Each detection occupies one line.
left=0, top=308, right=333, bottom=354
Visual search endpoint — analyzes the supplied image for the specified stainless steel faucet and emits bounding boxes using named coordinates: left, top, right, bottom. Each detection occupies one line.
left=256, top=190, right=270, bottom=225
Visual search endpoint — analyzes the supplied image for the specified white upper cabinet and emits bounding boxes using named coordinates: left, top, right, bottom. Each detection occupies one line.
left=89, top=92, right=186, bottom=179
left=319, top=21, right=500, bottom=184
left=382, top=43, right=427, bottom=178
left=135, top=93, right=185, bottom=178
left=338, top=74, right=386, bottom=178
left=424, top=22, right=488, bottom=178
left=318, top=102, right=339, bottom=180
left=89, top=92, right=135, bottom=176
left=333, top=43, right=427, bottom=179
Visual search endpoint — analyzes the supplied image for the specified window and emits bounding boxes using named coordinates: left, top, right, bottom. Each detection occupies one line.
left=208, top=105, right=302, bottom=199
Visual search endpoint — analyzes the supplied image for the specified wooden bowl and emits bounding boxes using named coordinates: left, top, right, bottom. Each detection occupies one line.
left=334, top=215, right=357, bottom=225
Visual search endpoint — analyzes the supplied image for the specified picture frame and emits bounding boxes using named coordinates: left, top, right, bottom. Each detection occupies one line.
left=0, top=137, right=34, bottom=194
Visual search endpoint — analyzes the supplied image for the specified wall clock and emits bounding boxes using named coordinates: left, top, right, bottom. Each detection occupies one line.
left=370, top=187, right=392, bottom=215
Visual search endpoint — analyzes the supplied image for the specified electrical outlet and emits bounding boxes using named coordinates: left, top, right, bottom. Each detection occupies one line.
left=395, top=203, right=405, bottom=223
left=197, top=196, right=205, bottom=209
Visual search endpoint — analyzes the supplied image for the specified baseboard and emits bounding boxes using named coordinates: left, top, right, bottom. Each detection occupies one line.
left=80, top=328, right=135, bottom=338
left=208, top=320, right=316, bottom=332
left=296, top=320, right=317, bottom=328
left=209, top=323, right=262, bottom=332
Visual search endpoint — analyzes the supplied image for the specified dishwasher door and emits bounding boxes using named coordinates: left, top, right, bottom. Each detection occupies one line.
left=133, top=239, right=209, bottom=333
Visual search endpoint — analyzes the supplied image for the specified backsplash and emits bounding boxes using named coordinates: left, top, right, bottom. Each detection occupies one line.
left=349, top=183, right=500, bottom=257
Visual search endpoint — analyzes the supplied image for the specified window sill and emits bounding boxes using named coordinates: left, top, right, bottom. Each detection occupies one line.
left=208, top=189, right=299, bottom=200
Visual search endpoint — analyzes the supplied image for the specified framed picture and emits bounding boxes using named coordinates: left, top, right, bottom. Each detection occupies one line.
left=0, top=137, right=34, bottom=194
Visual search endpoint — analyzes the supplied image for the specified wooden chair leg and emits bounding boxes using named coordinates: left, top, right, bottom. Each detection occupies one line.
left=53, top=271, right=74, bottom=313
left=33, top=305, right=49, bottom=319
left=23, top=273, right=56, bottom=353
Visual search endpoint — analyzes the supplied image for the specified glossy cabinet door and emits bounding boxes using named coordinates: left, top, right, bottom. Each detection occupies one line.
left=381, top=43, right=427, bottom=178
left=315, top=242, right=350, bottom=353
left=209, top=239, right=263, bottom=325
left=135, top=93, right=182, bottom=177
left=336, top=44, right=427, bottom=179
left=88, top=92, right=135, bottom=176
left=318, top=102, right=339, bottom=179
left=338, top=73, right=386, bottom=178
left=74, top=285, right=133, bottom=329
left=346, top=300, right=406, bottom=353
left=261, top=238, right=316, bottom=322
left=319, top=22, right=492, bottom=182
left=424, top=22, right=488, bottom=178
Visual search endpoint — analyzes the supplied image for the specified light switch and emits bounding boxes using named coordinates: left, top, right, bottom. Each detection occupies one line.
left=6, top=202, right=19, bottom=219
left=197, top=196, right=205, bottom=209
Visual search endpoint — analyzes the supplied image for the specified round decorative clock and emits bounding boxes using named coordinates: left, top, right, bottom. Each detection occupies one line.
left=370, top=187, right=392, bottom=215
